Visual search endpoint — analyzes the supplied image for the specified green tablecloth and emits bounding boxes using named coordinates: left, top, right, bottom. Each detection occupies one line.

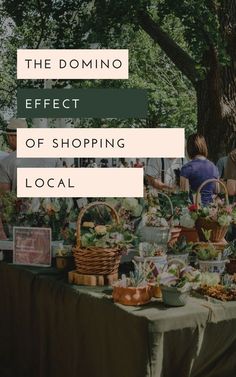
left=0, top=262, right=236, bottom=377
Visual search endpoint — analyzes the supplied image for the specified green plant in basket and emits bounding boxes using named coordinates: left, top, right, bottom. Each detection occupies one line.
left=81, top=220, right=136, bottom=252
left=158, top=263, right=201, bottom=291
left=194, top=243, right=220, bottom=261
left=167, top=236, right=194, bottom=255
left=115, top=260, right=154, bottom=288
left=189, top=202, right=232, bottom=227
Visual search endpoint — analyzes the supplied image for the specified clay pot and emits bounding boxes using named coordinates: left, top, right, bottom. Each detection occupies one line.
left=55, top=256, right=74, bottom=270
left=168, top=227, right=182, bottom=246
left=180, top=227, right=199, bottom=242
left=148, top=283, right=162, bottom=298
left=112, top=285, right=153, bottom=306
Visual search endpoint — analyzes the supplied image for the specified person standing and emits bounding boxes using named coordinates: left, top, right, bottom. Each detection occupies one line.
left=180, top=133, right=219, bottom=205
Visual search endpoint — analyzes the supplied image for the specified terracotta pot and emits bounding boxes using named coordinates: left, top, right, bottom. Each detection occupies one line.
left=168, top=227, right=182, bottom=246
left=112, top=285, right=153, bottom=306
left=180, top=227, right=199, bottom=242
left=148, top=283, right=162, bottom=298
left=226, top=258, right=236, bottom=274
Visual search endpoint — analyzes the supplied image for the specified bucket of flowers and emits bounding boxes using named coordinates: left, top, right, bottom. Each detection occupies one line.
left=165, top=192, right=199, bottom=243
left=192, top=179, right=232, bottom=242
left=137, top=192, right=173, bottom=247
left=158, top=260, right=201, bottom=306
left=178, top=205, right=199, bottom=242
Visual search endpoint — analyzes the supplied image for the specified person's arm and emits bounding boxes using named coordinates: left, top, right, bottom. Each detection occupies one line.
left=146, top=175, right=172, bottom=190
left=180, top=176, right=189, bottom=191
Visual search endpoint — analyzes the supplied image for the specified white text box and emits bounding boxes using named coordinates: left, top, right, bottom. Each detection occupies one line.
left=17, top=128, right=185, bottom=158
left=17, top=168, right=144, bottom=198
left=17, top=49, right=129, bottom=79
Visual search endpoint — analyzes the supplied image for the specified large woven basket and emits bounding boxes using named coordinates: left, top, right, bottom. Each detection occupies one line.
left=73, top=201, right=121, bottom=275
left=195, top=179, right=229, bottom=242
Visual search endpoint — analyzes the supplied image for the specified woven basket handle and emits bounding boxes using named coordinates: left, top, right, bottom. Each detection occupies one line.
left=76, top=201, right=120, bottom=248
left=157, top=191, right=174, bottom=226
left=167, top=257, right=187, bottom=268
left=194, top=179, right=229, bottom=208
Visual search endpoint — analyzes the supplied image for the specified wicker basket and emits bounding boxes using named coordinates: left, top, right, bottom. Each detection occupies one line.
left=195, top=179, right=229, bottom=242
left=73, top=201, right=121, bottom=275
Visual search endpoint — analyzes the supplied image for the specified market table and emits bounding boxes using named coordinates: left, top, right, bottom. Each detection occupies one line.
left=0, top=262, right=236, bottom=377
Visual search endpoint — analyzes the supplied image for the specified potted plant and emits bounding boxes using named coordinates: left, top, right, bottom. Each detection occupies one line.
left=54, top=243, right=74, bottom=270
left=137, top=193, right=172, bottom=246
left=191, top=179, right=232, bottom=242
left=165, top=192, right=198, bottom=243
left=112, top=262, right=154, bottom=306
left=224, top=240, right=236, bottom=274
left=134, top=242, right=167, bottom=268
left=158, top=262, right=201, bottom=306
left=194, top=242, right=230, bottom=274
left=167, top=236, right=193, bottom=264
left=179, top=206, right=199, bottom=242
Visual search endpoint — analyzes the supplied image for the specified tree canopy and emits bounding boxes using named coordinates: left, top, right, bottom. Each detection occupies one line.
left=0, top=0, right=196, bottom=132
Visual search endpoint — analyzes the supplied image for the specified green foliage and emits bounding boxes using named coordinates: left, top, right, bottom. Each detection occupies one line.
left=195, top=243, right=219, bottom=260
left=168, top=236, right=194, bottom=255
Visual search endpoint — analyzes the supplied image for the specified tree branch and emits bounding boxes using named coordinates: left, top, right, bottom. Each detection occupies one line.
left=137, top=10, right=199, bottom=84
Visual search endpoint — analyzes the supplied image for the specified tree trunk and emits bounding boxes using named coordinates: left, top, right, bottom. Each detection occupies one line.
left=196, top=63, right=236, bottom=162
left=197, top=0, right=236, bottom=162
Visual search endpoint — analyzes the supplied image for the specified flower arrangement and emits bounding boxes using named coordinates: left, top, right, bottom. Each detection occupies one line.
left=0, top=193, right=77, bottom=242
left=144, top=206, right=169, bottom=227
left=179, top=208, right=195, bottom=228
left=195, top=243, right=220, bottom=261
left=167, top=236, right=194, bottom=256
left=105, top=198, right=143, bottom=232
left=167, top=192, right=191, bottom=226
left=80, top=217, right=136, bottom=252
left=112, top=261, right=155, bottom=305
left=158, top=263, right=201, bottom=292
left=138, top=242, right=166, bottom=258
left=189, top=202, right=232, bottom=227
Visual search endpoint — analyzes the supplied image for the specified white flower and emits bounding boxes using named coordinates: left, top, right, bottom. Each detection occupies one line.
left=30, top=198, right=41, bottom=213
left=179, top=213, right=195, bottom=228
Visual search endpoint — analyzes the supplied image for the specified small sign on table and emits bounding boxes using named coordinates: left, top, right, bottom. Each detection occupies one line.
left=13, top=227, right=51, bottom=267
